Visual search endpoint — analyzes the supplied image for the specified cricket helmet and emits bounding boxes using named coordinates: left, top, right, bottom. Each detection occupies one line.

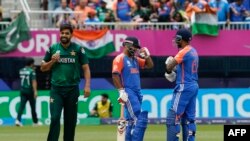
left=122, top=36, right=141, bottom=49
left=175, top=28, right=192, bottom=43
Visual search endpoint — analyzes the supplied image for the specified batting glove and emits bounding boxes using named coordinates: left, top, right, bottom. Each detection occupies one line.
left=118, top=89, right=128, bottom=104
left=165, top=71, right=176, bottom=82
left=165, top=56, right=174, bottom=65
left=139, top=47, right=150, bottom=59
left=165, top=56, right=177, bottom=71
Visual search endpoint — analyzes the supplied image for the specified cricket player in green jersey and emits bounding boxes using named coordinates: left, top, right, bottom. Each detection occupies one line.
left=40, top=23, right=91, bottom=141
left=15, top=58, right=41, bottom=127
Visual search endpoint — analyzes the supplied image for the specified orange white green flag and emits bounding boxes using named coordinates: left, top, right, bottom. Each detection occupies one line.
left=71, top=29, right=115, bottom=58
left=191, top=12, right=219, bottom=36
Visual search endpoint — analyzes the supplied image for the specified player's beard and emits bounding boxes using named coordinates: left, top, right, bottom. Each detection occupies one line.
left=127, top=47, right=137, bottom=57
left=60, top=37, right=70, bottom=44
left=124, top=43, right=138, bottom=57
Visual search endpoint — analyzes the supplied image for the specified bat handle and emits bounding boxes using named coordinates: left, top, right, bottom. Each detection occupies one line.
left=120, top=104, right=125, bottom=119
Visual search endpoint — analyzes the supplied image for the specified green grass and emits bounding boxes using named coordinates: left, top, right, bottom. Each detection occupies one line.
left=0, top=124, right=223, bottom=141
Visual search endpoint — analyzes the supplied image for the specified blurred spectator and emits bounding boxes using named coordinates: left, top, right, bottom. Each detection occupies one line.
left=96, top=0, right=115, bottom=22
left=40, top=0, right=48, bottom=11
left=209, top=0, right=230, bottom=24
left=173, top=11, right=185, bottom=22
left=172, top=11, right=187, bottom=29
left=90, top=94, right=113, bottom=118
left=74, top=0, right=96, bottom=24
left=112, top=0, right=137, bottom=22
left=149, top=4, right=159, bottom=22
left=49, top=0, right=61, bottom=10
left=105, top=0, right=115, bottom=10
left=185, top=0, right=210, bottom=20
left=88, top=0, right=100, bottom=9
left=135, top=14, right=156, bottom=29
left=53, top=0, right=73, bottom=24
left=175, top=0, right=187, bottom=10
left=177, top=0, right=190, bottom=21
left=84, top=11, right=101, bottom=30
left=69, top=0, right=80, bottom=9
left=132, top=1, right=151, bottom=22
left=139, top=0, right=151, bottom=8
left=229, top=0, right=250, bottom=22
left=56, top=13, right=77, bottom=27
left=157, top=0, right=175, bottom=22
left=85, top=10, right=100, bottom=22
left=243, top=0, right=250, bottom=10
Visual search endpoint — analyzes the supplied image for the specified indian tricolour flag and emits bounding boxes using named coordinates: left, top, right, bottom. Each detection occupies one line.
left=191, top=12, right=219, bottom=36
left=72, top=29, right=115, bottom=58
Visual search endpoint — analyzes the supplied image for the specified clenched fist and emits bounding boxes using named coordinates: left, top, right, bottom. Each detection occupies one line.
left=139, top=47, right=150, bottom=59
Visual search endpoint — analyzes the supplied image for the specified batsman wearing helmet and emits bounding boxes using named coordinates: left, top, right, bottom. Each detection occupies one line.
left=165, top=28, right=199, bottom=141
left=112, top=36, right=154, bottom=141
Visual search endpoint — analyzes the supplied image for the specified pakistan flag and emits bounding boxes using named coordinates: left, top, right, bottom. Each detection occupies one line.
left=0, top=11, right=31, bottom=53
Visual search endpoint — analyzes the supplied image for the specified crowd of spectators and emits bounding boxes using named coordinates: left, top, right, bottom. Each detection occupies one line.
left=41, top=0, right=250, bottom=28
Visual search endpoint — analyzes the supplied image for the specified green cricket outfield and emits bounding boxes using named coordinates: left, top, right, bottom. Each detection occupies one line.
left=0, top=124, right=223, bottom=141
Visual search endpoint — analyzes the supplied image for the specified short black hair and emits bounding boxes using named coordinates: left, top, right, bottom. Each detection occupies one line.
left=60, top=23, right=73, bottom=33
left=26, top=58, right=34, bottom=66
left=101, top=94, right=109, bottom=99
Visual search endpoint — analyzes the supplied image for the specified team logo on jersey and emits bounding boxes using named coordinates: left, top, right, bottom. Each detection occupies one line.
left=50, top=98, right=54, bottom=103
left=70, top=50, right=76, bottom=56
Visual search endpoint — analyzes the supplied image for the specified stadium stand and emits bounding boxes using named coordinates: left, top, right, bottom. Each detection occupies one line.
left=1, top=0, right=250, bottom=90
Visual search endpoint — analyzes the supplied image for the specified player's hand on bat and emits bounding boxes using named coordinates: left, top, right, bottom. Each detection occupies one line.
left=165, top=71, right=176, bottom=82
left=118, top=89, right=128, bottom=104
left=139, top=47, right=150, bottom=59
left=165, top=56, right=177, bottom=71
left=83, top=86, right=91, bottom=98
left=165, top=56, right=174, bottom=65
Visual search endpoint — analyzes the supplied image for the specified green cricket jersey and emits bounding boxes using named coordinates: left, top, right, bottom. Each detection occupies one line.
left=19, top=67, right=36, bottom=94
left=43, top=42, right=89, bottom=86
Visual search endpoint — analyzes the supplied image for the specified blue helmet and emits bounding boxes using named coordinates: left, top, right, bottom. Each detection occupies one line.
left=175, top=28, right=192, bottom=43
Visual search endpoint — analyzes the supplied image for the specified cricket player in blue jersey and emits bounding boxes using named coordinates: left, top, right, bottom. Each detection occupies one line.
left=165, top=28, right=199, bottom=141
left=112, top=36, right=154, bottom=141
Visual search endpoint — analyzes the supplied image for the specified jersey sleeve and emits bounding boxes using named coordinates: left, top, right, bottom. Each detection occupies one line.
left=128, top=0, right=136, bottom=7
left=174, top=46, right=191, bottom=64
left=79, top=47, right=89, bottom=65
left=137, top=57, right=146, bottom=69
left=43, top=47, right=52, bottom=62
left=112, top=55, right=124, bottom=74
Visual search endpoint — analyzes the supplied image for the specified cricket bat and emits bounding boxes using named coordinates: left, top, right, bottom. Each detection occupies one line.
left=117, top=104, right=126, bottom=141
